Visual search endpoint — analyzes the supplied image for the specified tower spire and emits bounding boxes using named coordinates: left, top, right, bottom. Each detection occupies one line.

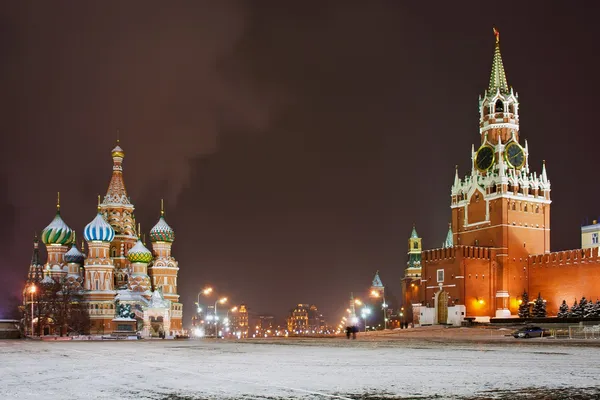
left=57, top=192, right=60, bottom=212
left=161, top=198, right=165, bottom=217
left=104, top=141, right=131, bottom=206
left=442, top=223, right=454, bottom=248
left=488, top=27, right=509, bottom=94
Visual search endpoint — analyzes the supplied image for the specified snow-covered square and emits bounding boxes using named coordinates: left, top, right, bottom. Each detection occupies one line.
left=1, top=331, right=599, bottom=399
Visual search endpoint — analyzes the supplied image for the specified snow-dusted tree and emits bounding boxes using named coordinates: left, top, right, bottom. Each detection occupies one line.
left=518, top=290, right=530, bottom=319
left=557, top=300, right=569, bottom=318
left=584, top=299, right=596, bottom=318
left=570, top=300, right=582, bottom=319
left=532, top=293, right=546, bottom=318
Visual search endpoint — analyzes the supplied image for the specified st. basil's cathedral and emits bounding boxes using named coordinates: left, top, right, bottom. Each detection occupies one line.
left=24, top=142, right=182, bottom=337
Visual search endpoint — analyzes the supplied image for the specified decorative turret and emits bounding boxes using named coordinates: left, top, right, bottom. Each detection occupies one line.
left=64, top=239, right=85, bottom=265
left=103, top=140, right=131, bottom=207
left=150, top=199, right=175, bottom=243
left=128, top=238, right=153, bottom=264
left=64, top=233, right=85, bottom=290
left=478, top=28, right=519, bottom=146
left=41, top=193, right=74, bottom=246
left=127, top=226, right=153, bottom=294
left=406, top=225, right=422, bottom=278
left=26, top=234, right=43, bottom=284
left=148, top=199, right=180, bottom=304
left=84, top=197, right=115, bottom=243
left=42, top=193, right=73, bottom=278
left=100, top=140, right=137, bottom=288
left=442, top=223, right=453, bottom=248
left=83, top=198, right=116, bottom=294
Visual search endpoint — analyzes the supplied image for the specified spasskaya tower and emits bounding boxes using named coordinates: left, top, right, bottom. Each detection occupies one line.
left=449, top=28, right=551, bottom=317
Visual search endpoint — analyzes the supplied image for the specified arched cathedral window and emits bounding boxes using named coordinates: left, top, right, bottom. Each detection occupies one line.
left=495, top=100, right=504, bottom=113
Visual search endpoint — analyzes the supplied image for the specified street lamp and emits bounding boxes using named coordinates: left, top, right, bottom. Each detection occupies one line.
left=360, top=307, right=371, bottom=332
left=215, top=297, right=227, bottom=338
left=196, top=287, right=213, bottom=313
left=370, top=288, right=388, bottom=330
left=29, top=285, right=36, bottom=336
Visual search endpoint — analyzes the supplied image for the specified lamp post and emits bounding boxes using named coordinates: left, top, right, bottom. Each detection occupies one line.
left=370, top=288, right=388, bottom=330
left=197, top=287, right=213, bottom=309
left=214, top=297, right=227, bottom=338
left=361, top=307, right=371, bottom=332
left=29, top=285, right=36, bottom=336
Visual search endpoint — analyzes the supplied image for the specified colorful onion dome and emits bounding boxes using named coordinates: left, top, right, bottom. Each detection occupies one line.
left=150, top=216, right=175, bottom=242
left=128, top=239, right=153, bottom=263
left=84, top=212, right=115, bottom=242
left=41, top=194, right=74, bottom=245
left=64, top=244, right=85, bottom=264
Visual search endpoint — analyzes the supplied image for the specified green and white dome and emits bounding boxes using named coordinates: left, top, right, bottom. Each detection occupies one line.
left=41, top=211, right=74, bottom=246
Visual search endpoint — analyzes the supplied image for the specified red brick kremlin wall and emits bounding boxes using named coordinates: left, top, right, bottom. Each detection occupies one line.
left=528, top=247, right=600, bottom=315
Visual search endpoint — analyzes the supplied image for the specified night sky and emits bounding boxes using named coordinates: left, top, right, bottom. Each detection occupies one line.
left=1, top=2, right=599, bottom=323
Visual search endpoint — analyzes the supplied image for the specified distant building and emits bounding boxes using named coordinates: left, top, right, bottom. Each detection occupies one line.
left=287, top=304, right=326, bottom=334
left=230, top=304, right=249, bottom=338
left=581, top=220, right=600, bottom=249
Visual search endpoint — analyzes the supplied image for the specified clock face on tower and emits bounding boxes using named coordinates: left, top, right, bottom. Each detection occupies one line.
left=505, top=142, right=525, bottom=169
left=475, top=145, right=495, bottom=172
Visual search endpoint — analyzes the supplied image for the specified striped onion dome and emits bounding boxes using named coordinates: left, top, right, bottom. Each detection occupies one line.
left=127, top=239, right=153, bottom=263
left=84, top=212, right=115, bottom=242
left=41, top=211, right=74, bottom=245
left=150, top=216, right=175, bottom=242
left=64, top=244, right=85, bottom=264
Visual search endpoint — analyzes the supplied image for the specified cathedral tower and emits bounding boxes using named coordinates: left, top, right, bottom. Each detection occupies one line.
left=41, top=193, right=74, bottom=279
left=83, top=198, right=117, bottom=333
left=406, top=225, right=422, bottom=279
left=100, top=141, right=137, bottom=288
left=401, top=225, right=422, bottom=324
left=64, top=236, right=85, bottom=291
left=149, top=200, right=182, bottom=331
left=127, top=228, right=153, bottom=295
left=449, top=29, right=551, bottom=316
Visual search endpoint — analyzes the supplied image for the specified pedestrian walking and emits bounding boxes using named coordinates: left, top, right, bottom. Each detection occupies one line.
left=345, top=326, right=351, bottom=339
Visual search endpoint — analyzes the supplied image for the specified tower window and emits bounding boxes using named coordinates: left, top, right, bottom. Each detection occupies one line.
left=593, top=233, right=599, bottom=245
left=495, top=100, right=504, bottom=113
left=413, top=242, right=418, bottom=250
left=509, top=103, right=514, bottom=113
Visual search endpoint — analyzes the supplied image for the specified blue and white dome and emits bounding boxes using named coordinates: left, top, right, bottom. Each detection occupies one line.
left=64, top=244, right=85, bottom=264
left=84, top=212, right=115, bottom=242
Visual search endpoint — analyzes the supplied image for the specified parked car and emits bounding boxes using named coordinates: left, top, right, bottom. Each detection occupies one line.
left=512, top=326, right=545, bottom=338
